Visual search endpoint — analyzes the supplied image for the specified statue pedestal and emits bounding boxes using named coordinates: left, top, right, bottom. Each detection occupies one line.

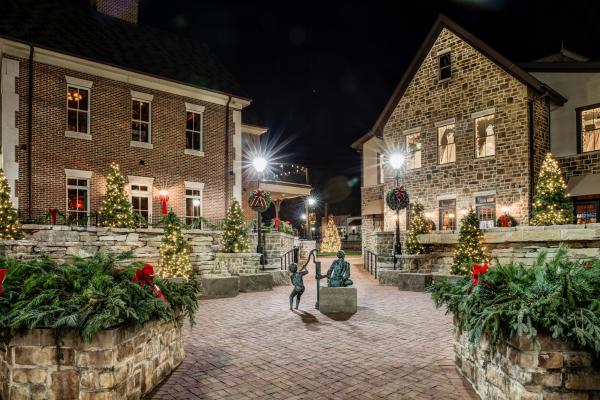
left=319, top=286, right=357, bottom=314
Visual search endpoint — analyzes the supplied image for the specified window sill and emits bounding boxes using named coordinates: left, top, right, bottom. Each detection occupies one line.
left=130, top=141, right=154, bottom=149
left=184, top=149, right=204, bottom=157
left=473, top=155, right=495, bottom=161
left=65, top=131, right=91, bottom=140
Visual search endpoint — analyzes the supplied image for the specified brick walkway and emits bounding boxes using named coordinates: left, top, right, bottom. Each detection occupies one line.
left=146, top=257, right=478, bottom=400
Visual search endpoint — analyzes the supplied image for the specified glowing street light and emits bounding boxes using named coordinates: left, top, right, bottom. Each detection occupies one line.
left=388, top=152, right=405, bottom=267
left=252, top=156, right=268, bottom=173
left=301, top=213, right=307, bottom=220
left=307, top=196, right=316, bottom=206
left=389, top=153, right=405, bottom=170
left=306, top=195, right=317, bottom=240
left=252, top=156, right=269, bottom=268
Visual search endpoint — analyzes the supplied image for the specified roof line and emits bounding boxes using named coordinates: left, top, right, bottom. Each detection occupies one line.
left=520, top=62, right=600, bottom=72
left=350, top=14, right=567, bottom=150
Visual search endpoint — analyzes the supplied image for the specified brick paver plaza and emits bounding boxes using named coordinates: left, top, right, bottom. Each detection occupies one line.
left=147, top=257, right=478, bottom=399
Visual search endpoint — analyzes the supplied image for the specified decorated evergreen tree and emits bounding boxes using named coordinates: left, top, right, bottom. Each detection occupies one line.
left=99, top=163, right=136, bottom=228
left=0, top=170, right=22, bottom=239
left=222, top=200, right=249, bottom=253
left=405, top=202, right=430, bottom=255
left=321, top=215, right=341, bottom=253
left=157, top=210, right=193, bottom=279
left=531, top=153, right=572, bottom=225
left=451, top=208, right=488, bottom=275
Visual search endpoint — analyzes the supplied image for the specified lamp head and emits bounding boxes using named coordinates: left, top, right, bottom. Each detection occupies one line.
left=389, top=153, right=405, bottom=170
left=252, top=157, right=268, bottom=173
left=307, top=196, right=316, bottom=206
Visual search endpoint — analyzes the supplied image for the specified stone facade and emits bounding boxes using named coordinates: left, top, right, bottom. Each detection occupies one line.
left=248, top=231, right=294, bottom=270
left=455, top=329, right=600, bottom=399
left=0, top=224, right=221, bottom=276
left=559, top=152, right=600, bottom=180
left=366, top=231, right=395, bottom=265
left=418, top=224, right=600, bottom=273
left=382, top=27, right=542, bottom=231
left=211, top=252, right=261, bottom=275
left=360, top=184, right=384, bottom=254
left=299, top=240, right=316, bottom=259
left=0, top=319, right=183, bottom=400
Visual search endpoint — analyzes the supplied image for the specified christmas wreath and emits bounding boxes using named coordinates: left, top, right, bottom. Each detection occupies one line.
left=496, top=214, right=518, bottom=228
left=385, top=186, right=410, bottom=211
left=248, top=189, right=271, bottom=213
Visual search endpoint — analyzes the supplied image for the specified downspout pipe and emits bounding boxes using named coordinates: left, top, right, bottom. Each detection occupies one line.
left=224, top=96, right=231, bottom=212
left=27, top=45, right=34, bottom=220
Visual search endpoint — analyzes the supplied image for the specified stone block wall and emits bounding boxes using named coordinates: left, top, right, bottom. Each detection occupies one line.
left=455, top=329, right=600, bottom=399
left=418, top=224, right=600, bottom=273
left=0, top=224, right=222, bottom=276
left=367, top=231, right=395, bottom=265
left=211, top=252, right=261, bottom=275
left=299, top=240, right=316, bottom=259
left=361, top=184, right=384, bottom=254
left=0, top=319, right=183, bottom=400
left=558, top=152, right=600, bottom=180
left=248, top=231, right=294, bottom=270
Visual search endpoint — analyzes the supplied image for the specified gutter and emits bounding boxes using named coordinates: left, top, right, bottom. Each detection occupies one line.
left=27, top=45, right=34, bottom=219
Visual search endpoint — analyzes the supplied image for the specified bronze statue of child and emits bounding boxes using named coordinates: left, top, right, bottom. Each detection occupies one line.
left=289, top=262, right=308, bottom=310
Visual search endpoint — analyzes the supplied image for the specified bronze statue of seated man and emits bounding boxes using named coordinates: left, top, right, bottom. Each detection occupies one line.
left=316, top=250, right=353, bottom=287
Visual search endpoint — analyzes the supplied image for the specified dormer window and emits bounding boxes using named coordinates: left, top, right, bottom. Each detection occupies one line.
left=438, top=51, right=451, bottom=81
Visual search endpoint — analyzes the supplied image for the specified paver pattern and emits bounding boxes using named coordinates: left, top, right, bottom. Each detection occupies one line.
left=147, top=257, right=477, bottom=399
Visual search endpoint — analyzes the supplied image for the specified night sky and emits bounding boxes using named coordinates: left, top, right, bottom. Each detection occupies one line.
left=141, top=0, right=600, bottom=222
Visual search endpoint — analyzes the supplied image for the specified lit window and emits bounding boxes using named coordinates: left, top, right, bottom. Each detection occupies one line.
left=475, top=115, right=495, bottom=158
left=406, top=133, right=422, bottom=169
left=66, top=178, right=89, bottom=224
left=132, top=99, right=151, bottom=143
left=575, top=200, right=598, bottom=224
left=439, top=199, right=456, bottom=231
left=130, top=184, right=151, bottom=224
left=185, top=189, right=202, bottom=225
left=476, top=195, right=496, bottom=229
left=438, top=52, right=451, bottom=80
left=186, top=111, right=203, bottom=151
left=377, top=153, right=385, bottom=184
left=438, top=124, right=456, bottom=164
left=67, top=86, right=89, bottom=133
left=580, top=106, right=600, bottom=153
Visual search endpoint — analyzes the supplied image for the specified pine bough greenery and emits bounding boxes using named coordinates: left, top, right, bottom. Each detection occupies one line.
left=431, top=246, right=600, bottom=354
left=157, top=210, right=194, bottom=279
left=0, top=253, right=199, bottom=352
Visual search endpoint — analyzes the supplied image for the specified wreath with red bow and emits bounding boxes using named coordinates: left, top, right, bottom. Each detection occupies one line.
left=385, top=186, right=410, bottom=211
left=132, top=264, right=166, bottom=303
left=496, top=214, right=518, bottom=228
left=471, top=263, right=490, bottom=286
left=248, top=189, right=271, bottom=213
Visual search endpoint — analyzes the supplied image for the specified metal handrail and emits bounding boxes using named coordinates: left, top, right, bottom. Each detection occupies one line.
left=280, top=247, right=299, bottom=270
left=364, top=250, right=378, bottom=279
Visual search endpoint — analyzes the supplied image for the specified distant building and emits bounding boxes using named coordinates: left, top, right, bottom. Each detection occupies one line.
left=352, top=15, right=600, bottom=253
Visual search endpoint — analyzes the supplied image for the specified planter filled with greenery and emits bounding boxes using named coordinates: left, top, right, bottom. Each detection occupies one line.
left=431, top=246, right=600, bottom=399
left=0, top=252, right=199, bottom=400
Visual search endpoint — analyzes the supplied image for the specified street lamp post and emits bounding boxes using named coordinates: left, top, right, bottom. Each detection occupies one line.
left=389, top=153, right=405, bottom=269
left=253, top=157, right=268, bottom=268
left=306, top=196, right=316, bottom=240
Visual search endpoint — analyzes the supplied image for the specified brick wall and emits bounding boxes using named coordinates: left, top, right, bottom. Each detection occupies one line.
left=10, top=56, right=235, bottom=221
left=382, top=28, right=544, bottom=230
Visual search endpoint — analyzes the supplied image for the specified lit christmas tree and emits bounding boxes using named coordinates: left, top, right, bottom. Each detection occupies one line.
left=451, top=208, right=488, bottom=275
left=321, top=215, right=341, bottom=253
left=531, top=153, right=572, bottom=225
left=222, top=200, right=249, bottom=253
left=405, top=202, right=430, bottom=255
left=0, top=170, right=22, bottom=240
left=99, top=163, right=136, bottom=228
left=157, top=210, right=193, bottom=279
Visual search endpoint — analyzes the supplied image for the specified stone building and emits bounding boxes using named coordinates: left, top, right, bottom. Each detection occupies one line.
left=352, top=15, right=600, bottom=253
left=0, top=0, right=273, bottom=225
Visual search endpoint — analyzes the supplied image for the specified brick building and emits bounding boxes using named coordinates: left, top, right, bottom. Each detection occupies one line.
left=0, top=0, right=267, bottom=224
left=352, top=15, right=600, bottom=252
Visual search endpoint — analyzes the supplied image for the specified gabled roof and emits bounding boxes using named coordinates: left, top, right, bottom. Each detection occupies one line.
left=351, top=14, right=567, bottom=150
left=0, top=0, right=248, bottom=99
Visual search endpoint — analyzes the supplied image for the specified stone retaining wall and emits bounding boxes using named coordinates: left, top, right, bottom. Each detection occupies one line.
left=0, top=224, right=222, bottom=276
left=418, top=224, right=600, bottom=273
left=248, top=231, right=294, bottom=270
left=0, top=319, right=184, bottom=400
left=211, top=252, right=262, bottom=275
left=455, top=329, right=600, bottom=399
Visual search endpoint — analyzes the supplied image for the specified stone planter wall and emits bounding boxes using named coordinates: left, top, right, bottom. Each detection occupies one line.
left=455, top=329, right=600, bottom=399
left=367, top=231, right=395, bottom=265
left=0, top=224, right=222, bottom=276
left=418, top=224, right=600, bottom=274
left=0, top=319, right=184, bottom=400
left=299, top=240, right=316, bottom=259
left=248, top=231, right=295, bottom=270
left=211, top=252, right=262, bottom=275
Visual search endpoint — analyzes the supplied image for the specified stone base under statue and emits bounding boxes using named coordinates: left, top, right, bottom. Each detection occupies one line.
left=319, top=286, right=357, bottom=314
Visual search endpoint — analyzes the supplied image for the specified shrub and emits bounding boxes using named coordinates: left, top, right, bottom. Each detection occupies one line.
left=431, top=246, right=600, bottom=353
left=0, top=253, right=199, bottom=348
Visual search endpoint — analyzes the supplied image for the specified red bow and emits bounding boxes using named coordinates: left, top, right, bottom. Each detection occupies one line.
left=250, top=190, right=268, bottom=209
left=133, top=264, right=166, bottom=303
left=0, top=269, right=6, bottom=296
left=498, top=215, right=511, bottom=228
left=48, top=208, right=59, bottom=225
left=471, top=263, right=489, bottom=286
left=273, top=218, right=280, bottom=230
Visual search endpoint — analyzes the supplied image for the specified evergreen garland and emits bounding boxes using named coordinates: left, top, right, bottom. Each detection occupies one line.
left=99, top=163, right=136, bottom=228
left=0, top=170, right=22, bottom=240
left=157, top=211, right=194, bottom=279
left=451, top=208, right=488, bottom=275
left=222, top=200, right=249, bottom=253
left=405, top=202, right=430, bottom=255
left=531, top=153, right=572, bottom=225
left=321, top=215, right=341, bottom=253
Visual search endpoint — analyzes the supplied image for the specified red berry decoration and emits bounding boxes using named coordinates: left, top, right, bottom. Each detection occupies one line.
left=248, top=189, right=271, bottom=213
left=385, top=186, right=410, bottom=211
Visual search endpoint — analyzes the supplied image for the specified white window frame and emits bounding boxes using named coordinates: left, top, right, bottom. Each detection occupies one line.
left=65, top=169, right=92, bottom=223
left=474, top=111, right=496, bottom=159
left=406, top=132, right=422, bottom=169
left=437, top=123, right=456, bottom=164
left=65, top=76, right=93, bottom=140
left=130, top=91, right=154, bottom=149
left=184, top=103, right=205, bottom=157
left=128, top=176, right=154, bottom=223
left=184, top=181, right=204, bottom=224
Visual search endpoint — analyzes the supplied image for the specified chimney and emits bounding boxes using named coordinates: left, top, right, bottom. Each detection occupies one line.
left=91, top=0, right=139, bottom=24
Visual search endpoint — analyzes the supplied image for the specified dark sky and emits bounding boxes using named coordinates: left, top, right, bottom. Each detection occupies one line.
left=141, top=0, right=600, bottom=221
